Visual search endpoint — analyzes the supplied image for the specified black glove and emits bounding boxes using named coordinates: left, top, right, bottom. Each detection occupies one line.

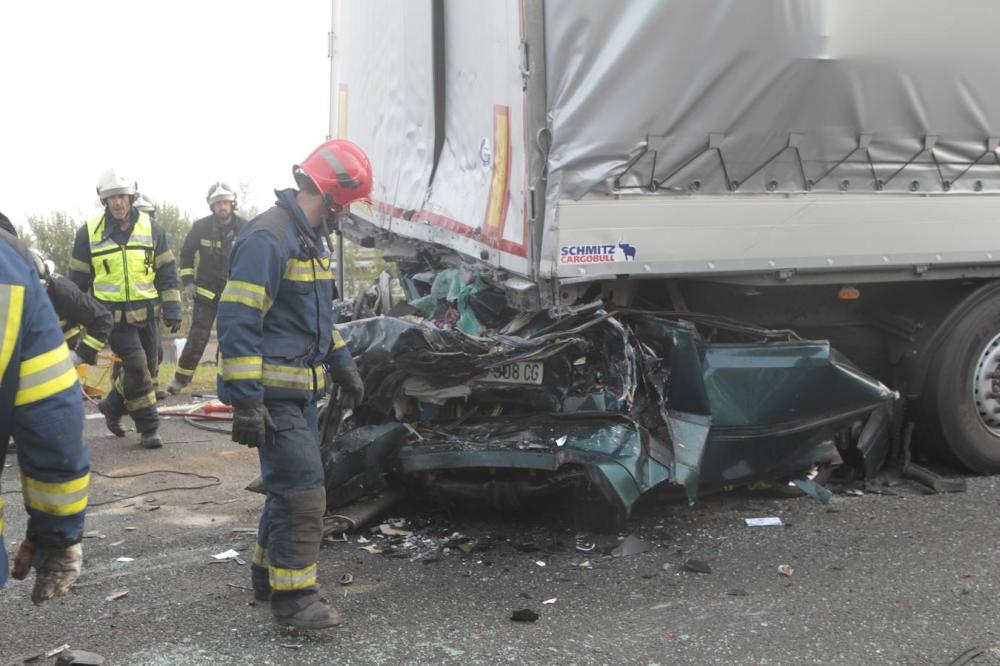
left=232, top=399, right=274, bottom=448
left=329, top=362, right=364, bottom=410
left=165, top=317, right=182, bottom=334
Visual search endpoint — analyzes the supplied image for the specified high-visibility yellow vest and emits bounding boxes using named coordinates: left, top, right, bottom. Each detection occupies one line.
left=86, top=213, right=159, bottom=302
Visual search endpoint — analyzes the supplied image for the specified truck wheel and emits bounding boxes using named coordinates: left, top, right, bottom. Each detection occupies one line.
left=926, top=298, right=1000, bottom=473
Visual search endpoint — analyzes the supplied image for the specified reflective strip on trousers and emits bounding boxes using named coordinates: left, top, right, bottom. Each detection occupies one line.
left=21, top=472, right=89, bottom=517
left=196, top=286, right=215, bottom=300
left=261, top=363, right=324, bottom=391
left=63, top=325, right=84, bottom=341
left=252, top=544, right=268, bottom=568
left=175, top=365, right=196, bottom=377
left=0, top=284, right=24, bottom=379
left=269, top=562, right=317, bottom=591
left=124, top=390, right=157, bottom=412
left=200, top=239, right=223, bottom=248
left=179, top=268, right=195, bottom=277
left=15, top=343, right=78, bottom=406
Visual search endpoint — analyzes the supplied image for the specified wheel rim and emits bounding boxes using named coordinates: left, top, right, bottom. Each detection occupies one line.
left=972, top=331, right=1000, bottom=434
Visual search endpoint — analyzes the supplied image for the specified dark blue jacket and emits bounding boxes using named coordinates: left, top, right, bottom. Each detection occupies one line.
left=0, top=232, right=90, bottom=588
left=217, top=189, right=352, bottom=407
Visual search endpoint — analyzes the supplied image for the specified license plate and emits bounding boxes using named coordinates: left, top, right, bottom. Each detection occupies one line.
left=482, top=361, right=544, bottom=385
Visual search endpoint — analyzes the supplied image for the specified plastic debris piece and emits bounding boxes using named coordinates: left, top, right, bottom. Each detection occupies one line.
left=778, top=564, right=794, bottom=577
left=361, top=545, right=383, bottom=554
left=510, top=609, right=540, bottom=622
left=683, top=558, right=712, bottom=574
left=339, top=573, right=354, bottom=586
left=611, top=535, right=652, bottom=557
left=379, top=524, right=413, bottom=537
left=279, top=644, right=303, bottom=650
left=745, top=517, right=783, bottom=527
left=115, top=557, right=134, bottom=563
left=555, top=436, right=568, bottom=447
left=105, top=590, right=129, bottom=602
left=542, top=598, right=557, bottom=605
left=234, top=556, right=246, bottom=566
left=56, top=650, right=105, bottom=666
left=535, top=560, right=547, bottom=567
left=575, top=560, right=592, bottom=569
left=457, top=539, right=478, bottom=554
left=123, top=527, right=137, bottom=531
left=82, top=531, right=106, bottom=540
left=212, top=549, right=240, bottom=560
left=109, top=540, right=125, bottom=547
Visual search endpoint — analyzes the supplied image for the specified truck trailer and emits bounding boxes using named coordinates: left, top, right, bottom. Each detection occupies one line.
left=325, top=0, right=1000, bottom=498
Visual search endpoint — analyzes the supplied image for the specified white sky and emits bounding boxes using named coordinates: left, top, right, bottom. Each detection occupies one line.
left=0, top=1, right=332, bottom=225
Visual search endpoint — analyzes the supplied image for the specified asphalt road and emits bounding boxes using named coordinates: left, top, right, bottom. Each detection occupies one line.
left=2, top=400, right=999, bottom=665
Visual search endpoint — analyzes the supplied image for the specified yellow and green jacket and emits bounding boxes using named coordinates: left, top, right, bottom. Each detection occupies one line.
left=0, top=231, right=89, bottom=588
left=67, top=208, right=181, bottom=325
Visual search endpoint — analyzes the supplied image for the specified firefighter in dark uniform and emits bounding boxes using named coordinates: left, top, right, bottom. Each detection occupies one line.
left=0, top=225, right=90, bottom=604
left=0, top=214, right=112, bottom=368
left=167, top=182, right=246, bottom=394
left=217, top=140, right=370, bottom=630
left=68, top=171, right=181, bottom=449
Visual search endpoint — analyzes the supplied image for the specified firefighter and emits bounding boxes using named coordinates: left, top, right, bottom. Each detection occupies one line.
left=0, top=213, right=112, bottom=367
left=217, top=140, right=370, bottom=630
left=167, top=182, right=246, bottom=394
left=68, top=171, right=181, bottom=449
left=0, top=225, right=89, bottom=605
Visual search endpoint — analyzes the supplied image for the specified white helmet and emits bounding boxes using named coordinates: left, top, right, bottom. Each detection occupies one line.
left=28, top=248, right=52, bottom=282
left=134, top=192, right=156, bottom=213
left=206, top=181, right=237, bottom=207
left=96, top=169, right=137, bottom=201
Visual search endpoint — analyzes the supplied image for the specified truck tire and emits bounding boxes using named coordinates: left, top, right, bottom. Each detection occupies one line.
left=925, top=297, right=1000, bottom=473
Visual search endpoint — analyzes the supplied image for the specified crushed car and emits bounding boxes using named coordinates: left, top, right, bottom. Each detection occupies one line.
left=319, top=269, right=896, bottom=531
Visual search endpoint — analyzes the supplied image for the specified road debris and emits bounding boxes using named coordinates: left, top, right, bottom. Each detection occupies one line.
left=279, top=644, right=303, bottom=650
left=535, top=560, right=547, bottom=567
left=542, top=598, right=557, bottom=605
left=212, top=549, right=240, bottom=560
left=115, top=557, right=134, bottom=563
left=23, top=643, right=69, bottom=662
left=745, top=517, right=783, bottom=527
left=55, top=650, right=106, bottom=666
left=611, top=535, right=652, bottom=557
left=727, top=588, right=749, bottom=597
left=682, top=558, right=712, bottom=574
left=339, top=573, right=354, bottom=586
left=105, top=590, right=129, bottom=602
left=778, top=564, right=795, bottom=577
left=82, top=531, right=106, bottom=540
left=510, top=609, right=540, bottom=623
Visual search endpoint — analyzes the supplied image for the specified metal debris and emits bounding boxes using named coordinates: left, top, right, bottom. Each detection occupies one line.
left=510, top=609, right=540, bottom=623
left=105, top=590, right=129, bottom=602
left=339, top=573, right=354, bottom=586
left=682, top=558, right=712, bottom=574
left=778, top=564, right=795, bottom=577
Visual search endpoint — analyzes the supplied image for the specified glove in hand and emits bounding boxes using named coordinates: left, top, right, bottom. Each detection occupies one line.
left=232, top=401, right=274, bottom=448
left=330, top=362, right=364, bottom=410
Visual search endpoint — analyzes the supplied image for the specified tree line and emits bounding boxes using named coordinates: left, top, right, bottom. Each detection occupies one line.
left=18, top=204, right=391, bottom=300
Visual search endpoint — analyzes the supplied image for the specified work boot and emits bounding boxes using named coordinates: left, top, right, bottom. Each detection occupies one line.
left=140, top=430, right=163, bottom=449
left=273, top=600, right=341, bottom=630
left=155, top=389, right=169, bottom=401
left=251, top=566, right=271, bottom=602
left=166, top=378, right=188, bottom=395
left=98, top=401, right=126, bottom=438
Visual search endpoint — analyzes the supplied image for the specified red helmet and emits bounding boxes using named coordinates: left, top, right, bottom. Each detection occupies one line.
left=294, top=139, right=372, bottom=209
